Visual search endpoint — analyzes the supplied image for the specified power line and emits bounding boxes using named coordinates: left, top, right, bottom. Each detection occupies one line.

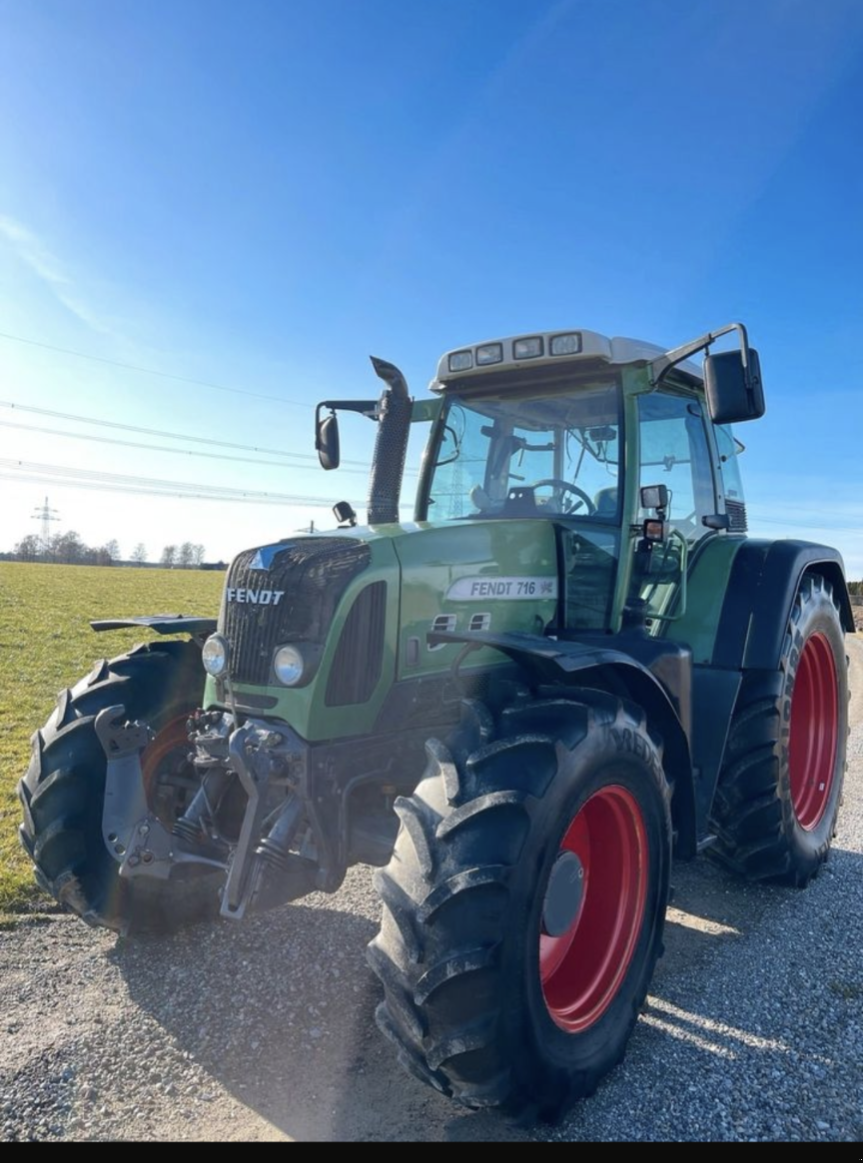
left=0, top=471, right=361, bottom=508
left=749, top=518, right=862, bottom=533
left=0, top=470, right=415, bottom=513
left=0, top=418, right=373, bottom=476
left=0, top=329, right=312, bottom=407
left=0, top=398, right=393, bottom=470
left=0, top=457, right=366, bottom=504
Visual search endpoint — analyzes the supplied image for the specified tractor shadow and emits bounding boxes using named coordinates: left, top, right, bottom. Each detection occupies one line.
left=110, top=846, right=863, bottom=1142
left=109, top=869, right=525, bottom=1141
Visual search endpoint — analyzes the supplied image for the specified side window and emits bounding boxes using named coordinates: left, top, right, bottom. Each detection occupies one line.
left=637, top=392, right=716, bottom=542
left=714, top=424, right=748, bottom=533
left=715, top=424, right=745, bottom=502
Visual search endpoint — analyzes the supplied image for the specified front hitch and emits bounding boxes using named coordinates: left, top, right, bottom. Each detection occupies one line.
left=95, top=706, right=225, bottom=882
left=219, top=722, right=319, bottom=920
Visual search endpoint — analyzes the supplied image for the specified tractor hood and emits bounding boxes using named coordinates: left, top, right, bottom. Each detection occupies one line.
left=212, top=519, right=559, bottom=741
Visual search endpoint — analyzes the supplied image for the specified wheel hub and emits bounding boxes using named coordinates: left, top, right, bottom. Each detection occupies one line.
left=542, top=851, right=585, bottom=938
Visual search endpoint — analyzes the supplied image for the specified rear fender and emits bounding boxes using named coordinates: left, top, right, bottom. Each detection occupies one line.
left=712, top=541, right=854, bottom=670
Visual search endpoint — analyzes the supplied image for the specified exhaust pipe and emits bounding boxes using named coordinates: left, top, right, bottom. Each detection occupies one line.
left=367, top=356, right=412, bottom=525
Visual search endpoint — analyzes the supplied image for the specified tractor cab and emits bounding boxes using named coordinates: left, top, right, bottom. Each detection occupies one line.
left=410, top=325, right=762, bottom=634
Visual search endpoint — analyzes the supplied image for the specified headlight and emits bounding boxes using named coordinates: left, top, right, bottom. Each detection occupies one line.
left=550, top=332, right=582, bottom=356
left=274, top=644, right=305, bottom=686
left=202, top=634, right=229, bottom=677
left=475, top=342, right=503, bottom=365
left=448, top=350, right=473, bottom=373
left=514, top=336, right=543, bottom=359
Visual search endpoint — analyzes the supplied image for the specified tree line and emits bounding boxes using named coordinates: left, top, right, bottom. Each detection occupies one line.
left=6, top=533, right=207, bottom=568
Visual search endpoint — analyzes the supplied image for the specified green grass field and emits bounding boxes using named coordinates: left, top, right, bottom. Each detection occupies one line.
left=0, top=562, right=224, bottom=917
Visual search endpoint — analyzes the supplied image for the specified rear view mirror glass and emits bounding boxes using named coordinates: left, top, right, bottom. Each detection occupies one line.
left=317, top=412, right=340, bottom=470
left=704, top=349, right=765, bottom=424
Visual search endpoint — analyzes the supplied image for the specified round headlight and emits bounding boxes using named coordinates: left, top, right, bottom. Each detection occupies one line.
left=201, top=634, right=229, bottom=677
left=274, top=644, right=304, bottom=686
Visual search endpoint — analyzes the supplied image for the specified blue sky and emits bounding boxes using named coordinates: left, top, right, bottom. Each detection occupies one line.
left=0, top=0, right=861, bottom=572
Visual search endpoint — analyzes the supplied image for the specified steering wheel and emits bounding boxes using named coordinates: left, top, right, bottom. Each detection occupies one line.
left=531, top=479, right=596, bottom=516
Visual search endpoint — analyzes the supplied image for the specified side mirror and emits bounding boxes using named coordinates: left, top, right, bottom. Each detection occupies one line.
left=316, top=411, right=340, bottom=470
left=704, top=348, right=765, bottom=424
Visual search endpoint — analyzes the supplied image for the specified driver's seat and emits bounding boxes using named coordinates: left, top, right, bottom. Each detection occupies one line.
left=594, top=487, right=618, bottom=516
left=504, top=486, right=539, bottom=517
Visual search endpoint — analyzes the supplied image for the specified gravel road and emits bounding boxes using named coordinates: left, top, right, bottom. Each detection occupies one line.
left=2, top=636, right=862, bottom=1143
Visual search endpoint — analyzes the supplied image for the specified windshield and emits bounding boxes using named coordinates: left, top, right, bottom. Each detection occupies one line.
left=422, top=379, right=621, bottom=522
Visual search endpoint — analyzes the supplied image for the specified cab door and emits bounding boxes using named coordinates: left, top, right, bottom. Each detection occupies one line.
left=631, top=391, right=717, bottom=626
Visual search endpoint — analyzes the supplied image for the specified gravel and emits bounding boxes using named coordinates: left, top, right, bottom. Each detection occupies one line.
left=2, top=637, right=861, bottom=1142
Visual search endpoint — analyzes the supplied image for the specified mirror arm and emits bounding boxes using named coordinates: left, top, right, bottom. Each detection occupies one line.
left=315, top=398, right=380, bottom=458
left=649, top=321, right=751, bottom=389
left=316, top=399, right=379, bottom=421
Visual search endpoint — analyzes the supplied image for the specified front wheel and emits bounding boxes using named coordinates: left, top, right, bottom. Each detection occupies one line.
left=18, top=641, right=224, bottom=934
left=367, top=691, right=671, bottom=1119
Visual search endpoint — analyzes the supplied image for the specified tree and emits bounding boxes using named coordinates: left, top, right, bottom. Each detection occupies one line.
left=14, top=534, right=41, bottom=562
left=160, top=545, right=177, bottom=568
left=177, top=541, right=194, bottom=569
left=131, top=543, right=148, bottom=565
left=191, top=543, right=205, bottom=567
left=103, top=539, right=120, bottom=564
left=53, top=531, right=85, bottom=565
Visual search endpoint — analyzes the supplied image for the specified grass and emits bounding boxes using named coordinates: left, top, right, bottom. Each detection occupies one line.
left=0, top=562, right=224, bottom=918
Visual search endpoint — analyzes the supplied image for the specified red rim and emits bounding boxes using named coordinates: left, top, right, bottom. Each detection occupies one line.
left=788, top=633, right=838, bottom=831
left=540, top=785, right=649, bottom=1033
left=140, top=715, right=193, bottom=825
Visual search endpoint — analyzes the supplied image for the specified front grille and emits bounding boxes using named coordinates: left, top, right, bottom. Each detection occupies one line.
left=726, top=499, right=748, bottom=533
left=224, top=538, right=370, bottom=685
left=326, top=582, right=387, bottom=706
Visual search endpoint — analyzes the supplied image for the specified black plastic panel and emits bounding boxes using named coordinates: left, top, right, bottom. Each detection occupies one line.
left=326, top=581, right=387, bottom=707
left=712, top=540, right=853, bottom=671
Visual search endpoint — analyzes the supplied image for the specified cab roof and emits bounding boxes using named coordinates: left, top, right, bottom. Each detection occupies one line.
left=431, top=328, right=703, bottom=390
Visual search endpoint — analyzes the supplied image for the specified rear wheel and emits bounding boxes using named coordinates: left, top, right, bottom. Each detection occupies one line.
left=710, top=574, right=848, bottom=885
left=18, top=640, right=224, bottom=934
left=368, top=690, right=671, bottom=1119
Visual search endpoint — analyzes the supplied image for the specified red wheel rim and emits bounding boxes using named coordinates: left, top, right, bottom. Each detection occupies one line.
left=141, top=715, right=190, bottom=790
left=140, top=715, right=193, bottom=826
left=788, top=633, right=838, bottom=830
left=540, top=785, right=649, bottom=1033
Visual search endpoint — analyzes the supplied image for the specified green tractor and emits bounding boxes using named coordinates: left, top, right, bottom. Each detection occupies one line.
left=19, top=322, right=853, bottom=1119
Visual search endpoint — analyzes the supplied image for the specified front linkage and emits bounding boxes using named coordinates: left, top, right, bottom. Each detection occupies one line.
left=95, top=691, right=441, bottom=925
left=95, top=704, right=337, bottom=920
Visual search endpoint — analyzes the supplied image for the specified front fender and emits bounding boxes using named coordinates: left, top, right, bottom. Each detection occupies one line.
left=91, top=615, right=218, bottom=640
left=430, top=628, right=698, bottom=858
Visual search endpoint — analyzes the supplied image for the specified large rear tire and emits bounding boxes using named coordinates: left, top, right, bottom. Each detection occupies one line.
left=709, top=573, right=848, bottom=885
left=367, top=690, right=671, bottom=1120
left=18, top=640, right=224, bottom=934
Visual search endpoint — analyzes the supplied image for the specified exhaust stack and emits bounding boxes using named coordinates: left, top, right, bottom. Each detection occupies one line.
left=367, top=356, right=412, bottom=525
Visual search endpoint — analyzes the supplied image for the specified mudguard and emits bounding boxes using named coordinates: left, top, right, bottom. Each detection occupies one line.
left=712, top=540, right=854, bottom=671
left=430, top=628, right=699, bottom=858
left=91, top=614, right=218, bottom=639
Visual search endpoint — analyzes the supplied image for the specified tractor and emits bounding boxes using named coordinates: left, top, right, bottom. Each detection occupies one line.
left=19, top=322, right=853, bottom=1119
